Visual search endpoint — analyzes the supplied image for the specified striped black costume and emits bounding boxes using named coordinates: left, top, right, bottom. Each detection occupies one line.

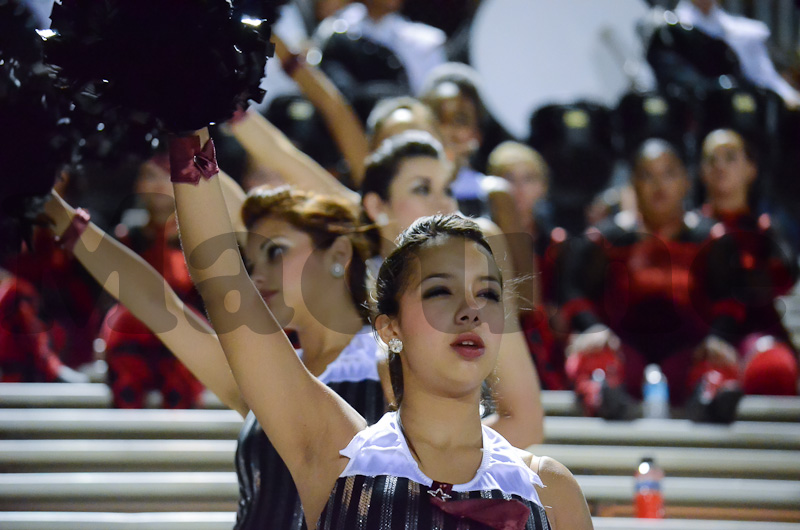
left=317, top=412, right=551, bottom=530
left=234, top=329, right=387, bottom=530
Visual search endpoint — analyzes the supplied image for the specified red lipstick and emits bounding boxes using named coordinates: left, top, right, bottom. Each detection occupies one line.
left=450, top=332, right=485, bottom=360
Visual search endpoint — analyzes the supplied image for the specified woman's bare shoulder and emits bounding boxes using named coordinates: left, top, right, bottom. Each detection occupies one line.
left=529, top=455, right=594, bottom=530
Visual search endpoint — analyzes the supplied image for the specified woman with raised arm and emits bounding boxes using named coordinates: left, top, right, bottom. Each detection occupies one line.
left=170, top=128, right=591, bottom=528
left=45, top=180, right=387, bottom=529
left=359, top=130, right=545, bottom=446
left=272, top=34, right=370, bottom=184
left=229, top=58, right=543, bottom=446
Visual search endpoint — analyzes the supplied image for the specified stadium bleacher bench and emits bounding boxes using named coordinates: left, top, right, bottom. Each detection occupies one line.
left=2, top=384, right=798, bottom=422
left=0, top=472, right=797, bottom=511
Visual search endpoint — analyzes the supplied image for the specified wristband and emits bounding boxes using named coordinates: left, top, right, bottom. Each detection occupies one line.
left=56, top=208, right=91, bottom=253
left=282, top=52, right=305, bottom=77
left=169, top=135, right=219, bottom=184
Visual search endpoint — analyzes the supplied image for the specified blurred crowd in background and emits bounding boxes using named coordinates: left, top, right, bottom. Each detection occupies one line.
left=2, top=0, right=800, bottom=419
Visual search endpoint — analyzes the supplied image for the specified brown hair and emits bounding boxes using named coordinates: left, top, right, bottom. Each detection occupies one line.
left=487, top=141, right=550, bottom=183
left=242, top=186, right=377, bottom=321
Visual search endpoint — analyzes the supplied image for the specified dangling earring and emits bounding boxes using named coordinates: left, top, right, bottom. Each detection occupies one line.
left=388, top=337, right=403, bottom=354
left=330, top=263, right=345, bottom=278
left=376, top=213, right=389, bottom=226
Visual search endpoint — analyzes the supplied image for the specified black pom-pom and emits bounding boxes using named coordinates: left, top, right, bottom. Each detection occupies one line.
left=67, top=86, right=164, bottom=169
left=46, top=0, right=278, bottom=132
left=0, top=0, right=78, bottom=260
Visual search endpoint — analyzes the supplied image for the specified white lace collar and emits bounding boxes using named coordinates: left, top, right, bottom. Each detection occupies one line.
left=339, top=412, right=544, bottom=505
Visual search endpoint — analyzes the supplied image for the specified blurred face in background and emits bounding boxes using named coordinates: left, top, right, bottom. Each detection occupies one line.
left=633, top=148, right=689, bottom=227
left=700, top=130, right=756, bottom=210
left=428, top=84, right=482, bottom=166
left=500, top=160, right=547, bottom=223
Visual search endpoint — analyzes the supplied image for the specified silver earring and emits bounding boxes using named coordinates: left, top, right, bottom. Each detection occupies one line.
left=388, top=337, right=403, bottom=354
left=330, top=263, right=345, bottom=278
left=376, top=213, right=389, bottom=226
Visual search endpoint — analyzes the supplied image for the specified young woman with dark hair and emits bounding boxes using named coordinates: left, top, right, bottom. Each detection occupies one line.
left=168, top=129, right=591, bottom=527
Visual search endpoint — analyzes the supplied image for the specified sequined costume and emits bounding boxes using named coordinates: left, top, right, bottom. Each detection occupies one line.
left=235, top=329, right=387, bottom=530
left=318, top=412, right=550, bottom=530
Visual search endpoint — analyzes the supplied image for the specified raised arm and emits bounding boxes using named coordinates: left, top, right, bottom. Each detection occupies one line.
left=273, top=34, right=369, bottom=186
left=228, top=107, right=361, bottom=205
left=476, top=217, right=545, bottom=447
left=218, top=169, right=247, bottom=246
left=170, top=129, right=364, bottom=518
left=44, top=191, right=248, bottom=416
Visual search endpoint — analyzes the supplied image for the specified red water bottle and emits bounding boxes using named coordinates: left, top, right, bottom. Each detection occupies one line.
left=634, top=457, right=665, bottom=518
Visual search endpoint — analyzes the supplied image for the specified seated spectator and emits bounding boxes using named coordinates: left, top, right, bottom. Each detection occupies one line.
left=487, top=141, right=565, bottom=390
left=420, top=63, right=516, bottom=223
left=674, top=0, right=800, bottom=107
left=316, top=0, right=446, bottom=95
left=487, top=141, right=553, bottom=260
left=698, top=129, right=799, bottom=397
left=0, top=269, right=87, bottom=383
left=559, top=139, right=746, bottom=422
left=253, top=0, right=349, bottom=110
left=3, top=173, right=106, bottom=371
left=99, top=155, right=204, bottom=408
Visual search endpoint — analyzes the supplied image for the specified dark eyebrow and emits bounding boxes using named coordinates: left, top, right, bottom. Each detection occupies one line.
left=419, top=273, right=502, bottom=286
left=420, top=273, right=452, bottom=284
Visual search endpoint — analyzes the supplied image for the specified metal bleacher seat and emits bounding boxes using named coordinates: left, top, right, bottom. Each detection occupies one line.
left=0, top=470, right=797, bottom=512
left=3, top=384, right=799, bottom=422
left=2, top=408, right=799, bottom=448
left=1, top=383, right=798, bottom=524
left=535, top=444, right=800, bottom=479
left=0, top=439, right=237, bottom=472
left=0, top=384, right=228, bottom=410
left=0, top=408, right=243, bottom=440
left=3, top=439, right=797, bottom=478
left=0, top=511, right=238, bottom=530
left=3, top=512, right=796, bottom=530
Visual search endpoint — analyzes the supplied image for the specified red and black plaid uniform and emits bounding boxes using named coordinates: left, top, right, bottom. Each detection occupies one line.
left=700, top=205, right=799, bottom=395
left=558, top=212, right=744, bottom=405
left=100, top=223, right=204, bottom=408
left=3, top=229, right=104, bottom=368
left=0, top=276, right=64, bottom=382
